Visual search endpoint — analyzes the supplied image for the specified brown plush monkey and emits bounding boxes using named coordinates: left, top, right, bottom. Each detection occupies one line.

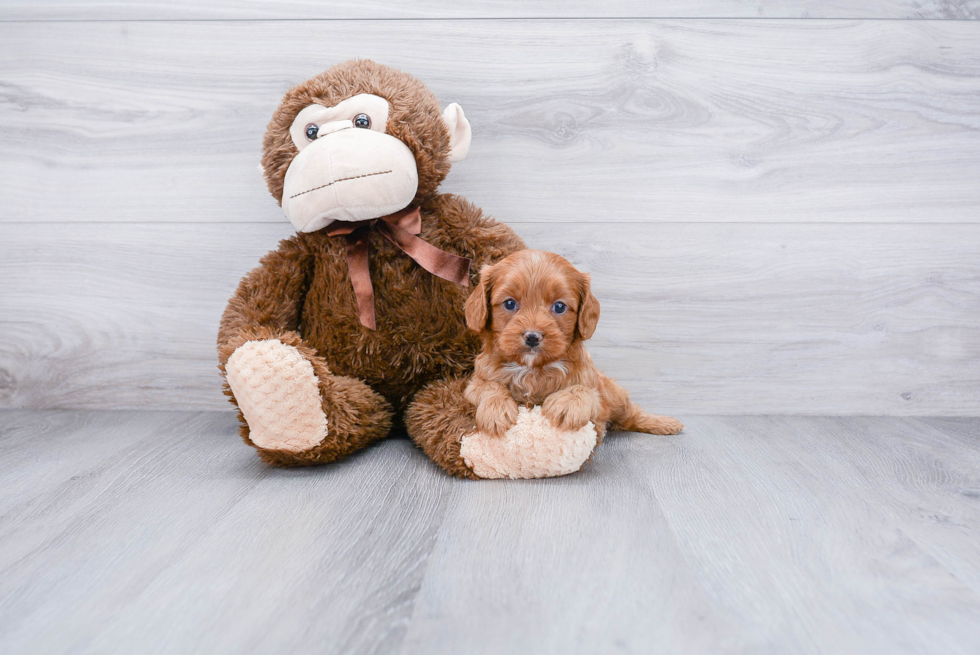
left=219, top=60, right=596, bottom=479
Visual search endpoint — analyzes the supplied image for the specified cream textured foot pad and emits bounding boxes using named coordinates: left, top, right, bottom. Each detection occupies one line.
left=225, top=339, right=329, bottom=453
left=460, top=406, right=597, bottom=479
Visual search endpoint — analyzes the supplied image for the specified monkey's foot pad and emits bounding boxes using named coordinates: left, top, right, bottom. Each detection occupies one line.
left=225, top=339, right=328, bottom=453
left=459, top=406, right=597, bottom=479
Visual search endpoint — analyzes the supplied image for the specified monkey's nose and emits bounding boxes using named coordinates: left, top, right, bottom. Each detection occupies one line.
left=523, top=331, right=543, bottom=348
left=316, top=120, right=353, bottom=137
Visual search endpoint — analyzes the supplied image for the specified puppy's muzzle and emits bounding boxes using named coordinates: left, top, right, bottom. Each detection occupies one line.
left=523, top=331, right=543, bottom=348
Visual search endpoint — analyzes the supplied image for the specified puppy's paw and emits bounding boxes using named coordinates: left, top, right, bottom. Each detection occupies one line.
left=542, top=392, right=594, bottom=431
left=475, top=395, right=520, bottom=438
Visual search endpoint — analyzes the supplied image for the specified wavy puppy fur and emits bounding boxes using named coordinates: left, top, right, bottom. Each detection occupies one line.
left=463, top=250, right=684, bottom=443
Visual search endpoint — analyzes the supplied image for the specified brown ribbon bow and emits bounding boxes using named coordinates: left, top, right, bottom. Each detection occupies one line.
left=325, top=205, right=471, bottom=330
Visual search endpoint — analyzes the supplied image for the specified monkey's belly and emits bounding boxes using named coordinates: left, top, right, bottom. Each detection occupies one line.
left=300, top=244, right=478, bottom=412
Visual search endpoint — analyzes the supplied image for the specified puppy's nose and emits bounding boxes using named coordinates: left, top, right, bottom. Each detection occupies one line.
left=523, top=331, right=543, bottom=348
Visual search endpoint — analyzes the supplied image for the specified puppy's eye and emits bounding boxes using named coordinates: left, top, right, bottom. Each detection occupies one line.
left=553, top=301, right=567, bottom=314
left=305, top=124, right=319, bottom=141
left=353, top=113, right=372, bottom=129
left=502, top=299, right=518, bottom=311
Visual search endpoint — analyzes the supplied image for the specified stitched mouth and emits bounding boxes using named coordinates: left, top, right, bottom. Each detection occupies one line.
left=290, top=170, right=392, bottom=200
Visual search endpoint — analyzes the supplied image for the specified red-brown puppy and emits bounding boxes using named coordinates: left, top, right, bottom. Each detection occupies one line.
left=463, top=249, right=683, bottom=440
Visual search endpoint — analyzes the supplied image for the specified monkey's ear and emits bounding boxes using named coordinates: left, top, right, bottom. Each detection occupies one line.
left=464, top=264, right=494, bottom=332
left=576, top=273, right=601, bottom=340
left=442, top=103, right=472, bottom=163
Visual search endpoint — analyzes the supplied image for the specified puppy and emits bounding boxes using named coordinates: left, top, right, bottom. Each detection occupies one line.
left=463, top=249, right=683, bottom=441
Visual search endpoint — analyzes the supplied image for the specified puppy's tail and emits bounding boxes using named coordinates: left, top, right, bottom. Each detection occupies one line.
left=612, top=403, right=684, bottom=435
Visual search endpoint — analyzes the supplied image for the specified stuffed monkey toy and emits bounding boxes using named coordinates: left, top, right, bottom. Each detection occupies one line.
left=218, top=60, right=599, bottom=479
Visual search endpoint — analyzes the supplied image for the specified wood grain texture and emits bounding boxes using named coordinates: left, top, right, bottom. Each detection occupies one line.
left=2, top=19, right=980, bottom=225
left=1, top=411, right=978, bottom=654
left=0, top=410, right=453, bottom=654
left=637, top=415, right=980, bottom=654
left=1, top=221, right=977, bottom=414
left=2, top=0, right=979, bottom=20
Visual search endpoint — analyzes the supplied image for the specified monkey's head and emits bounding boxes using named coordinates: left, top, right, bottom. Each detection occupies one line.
left=260, top=60, right=471, bottom=233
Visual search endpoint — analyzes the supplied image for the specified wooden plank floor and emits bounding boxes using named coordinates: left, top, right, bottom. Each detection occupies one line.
left=1, top=411, right=977, bottom=654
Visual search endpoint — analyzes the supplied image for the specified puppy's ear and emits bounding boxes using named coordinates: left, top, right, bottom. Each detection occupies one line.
left=465, top=264, right=495, bottom=332
left=575, top=273, right=601, bottom=340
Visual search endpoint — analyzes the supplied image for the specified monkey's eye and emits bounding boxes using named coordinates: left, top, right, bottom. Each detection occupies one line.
left=552, top=301, right=567, bottom=314
left=502, top=299, right=518, bottom=311
left=353, top=113, right=372, bottom=129
left=304, top=124, right=319, bottom=141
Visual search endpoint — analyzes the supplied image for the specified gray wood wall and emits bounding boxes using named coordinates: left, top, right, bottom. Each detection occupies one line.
left=1, top=2, right=979, bottom=415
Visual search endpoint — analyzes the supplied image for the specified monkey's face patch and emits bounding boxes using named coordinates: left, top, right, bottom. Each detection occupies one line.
left=281, top=93, right=419, bottom=233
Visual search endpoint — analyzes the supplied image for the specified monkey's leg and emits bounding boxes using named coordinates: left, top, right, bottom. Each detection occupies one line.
left=225, top=335, right=392, bottom=467
left=405, top=378, right=598, bottom=480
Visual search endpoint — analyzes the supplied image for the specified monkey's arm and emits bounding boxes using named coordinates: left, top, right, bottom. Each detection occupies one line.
left=216, top=237, right=331, bottom=454
left=422, top=194, right=526, bottom=283
left=217, top=236, right=314, bottom=363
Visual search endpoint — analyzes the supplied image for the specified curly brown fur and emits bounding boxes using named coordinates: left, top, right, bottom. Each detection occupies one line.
left=295, top=193, right=524, bottom=413
left=218, top=60, right=524, bottom=467
left=218, top=326, right=394, bottom=465
left=403, top=378, right=480, bottom=479
left=463, top=250, right=683, bottom=440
